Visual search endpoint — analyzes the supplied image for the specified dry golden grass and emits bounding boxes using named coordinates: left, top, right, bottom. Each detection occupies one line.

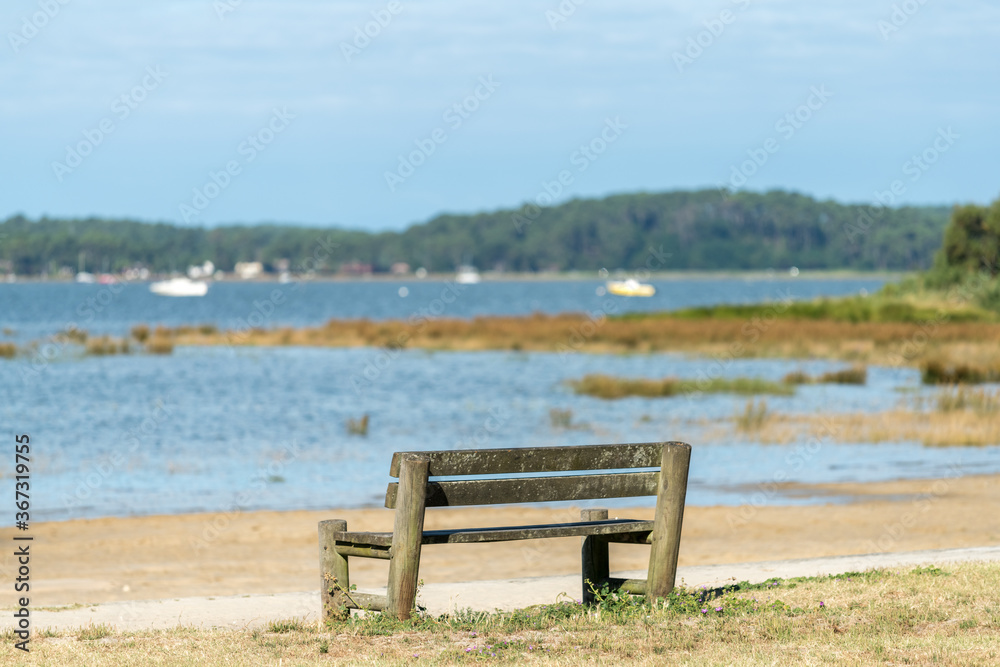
left=156, top=314, right=1000, bottom=372
left=713, top=403, right=1000, bottom=447
left=7, top=562, right=1000, bottom=665
left=84, top=335, right=131, bottom=356
left=0, top=342, right=15, bottom=359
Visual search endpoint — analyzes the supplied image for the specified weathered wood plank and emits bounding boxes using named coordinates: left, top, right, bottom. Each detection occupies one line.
left=422, top=519, right=654, bottom=544
left=647, top=442, right=691, bottom=600
left=334, top=544, right=392, bottom=560
left=386, top=471, right=659, bottom=508
left=581, top=509, right=610, bottom=605
left=601, top=577, right=647, bottom=595
left=332, top=531, right=394, bottom=548
left=335, top=519, right=654, bottom=547
left=386, top=455, right=429, bottom=621
left=319, top=520, right=350, bottom=622
left=343, top=592, right=389, bottom=611
left=389, top=442, right=686, bottom=477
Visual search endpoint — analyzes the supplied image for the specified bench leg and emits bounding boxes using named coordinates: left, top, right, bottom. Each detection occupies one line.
left=581, top=509, right=610, bottom=604
left=386, top=455, right=429, bottom=620
left=647, top=443, right=691, bottom=600
left=319, top=520, right=350, bottom=622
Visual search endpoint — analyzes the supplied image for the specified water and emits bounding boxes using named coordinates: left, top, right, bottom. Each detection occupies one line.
left=0, top=276, right=884, bottom=342
left=2, top=277, right=997, bottom=522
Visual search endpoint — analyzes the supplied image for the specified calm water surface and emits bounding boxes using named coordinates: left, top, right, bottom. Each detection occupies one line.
left=2, top=278, right=997, bottom=522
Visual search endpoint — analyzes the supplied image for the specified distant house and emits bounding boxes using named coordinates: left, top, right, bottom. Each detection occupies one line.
left=234, top=261, right=264, bottom=279
left=338, top=261, right=373, bottom=276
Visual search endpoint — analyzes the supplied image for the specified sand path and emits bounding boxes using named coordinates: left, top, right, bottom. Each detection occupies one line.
left=2, top=474, right=998, bottom=620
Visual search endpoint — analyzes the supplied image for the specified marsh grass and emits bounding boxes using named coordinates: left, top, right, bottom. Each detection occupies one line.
left=735, top=399, right=770, bottom=432
left=116, top=313, right=1000, bottom=373
left=782, top=366, right=867, bottom=385
left=0, top=342, right=15, bottom=359
left=659, top=293, right=996, bottom=323
left=569, top=374, right=793, bottom=400
left=130, top=323, right=150, bottom=343
left=145, top=336, right=175, bottom=355
left=932, top=386, right=1000, bottom=415
left=17, top=563, right=1000, bottom=665
left=548, top=408, right=574, bottom=429
left=346, top=414, right=370, bottom=436
left=713, top=406, right=1000, bottom=447
left=921, top=358, right=1000, bottom=384
left=84, top=336, right=131, bottom=356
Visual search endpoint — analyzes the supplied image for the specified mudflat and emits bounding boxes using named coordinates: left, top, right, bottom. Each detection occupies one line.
left=5, top=474, right=998, bottom=608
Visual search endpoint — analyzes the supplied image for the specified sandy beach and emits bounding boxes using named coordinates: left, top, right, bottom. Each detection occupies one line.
left=4, top=474, right=999, bottom=609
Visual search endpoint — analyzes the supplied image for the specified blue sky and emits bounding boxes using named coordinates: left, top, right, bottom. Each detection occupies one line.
left=2, top=0, right=998, bottom=230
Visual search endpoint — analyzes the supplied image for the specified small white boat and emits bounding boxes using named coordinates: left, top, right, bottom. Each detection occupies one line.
left=606, top=278, right=655, bottom=297
left=150, top=277, right=209, bottom=297
left=455, top=266, right=481, bottom=284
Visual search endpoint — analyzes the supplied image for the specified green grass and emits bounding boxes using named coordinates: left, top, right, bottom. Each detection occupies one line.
left=614, top=293, right=997, bottom=323
left=568, top=374, right=794, bottom=400
left=921, top=359, right=1000, bottom=384
left=783, top=366, right=868, bottom=385
left=13, top=563, right=1000, bottom=665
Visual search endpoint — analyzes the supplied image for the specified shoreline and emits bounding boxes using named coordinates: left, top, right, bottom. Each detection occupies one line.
left=4, top=473, right=998, bottom=609
left=1, top=270, right=904, bottom=283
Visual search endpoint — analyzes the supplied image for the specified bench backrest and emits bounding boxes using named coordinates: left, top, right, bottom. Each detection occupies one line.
left=385, top=442, right=689, bottom=509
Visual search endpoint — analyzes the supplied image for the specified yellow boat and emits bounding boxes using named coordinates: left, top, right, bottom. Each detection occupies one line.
left=606, top=279, right=655, bottom=297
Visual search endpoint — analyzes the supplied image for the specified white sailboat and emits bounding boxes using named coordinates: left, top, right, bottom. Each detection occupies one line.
left=149, top=277, right=209, bottom=297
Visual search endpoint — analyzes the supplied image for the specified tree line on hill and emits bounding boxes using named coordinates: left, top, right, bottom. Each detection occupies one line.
left=0, top=189, right=955, bottom=276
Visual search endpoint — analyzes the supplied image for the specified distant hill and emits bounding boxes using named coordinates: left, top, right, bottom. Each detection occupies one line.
left=0, top=189, right=952, bottom=275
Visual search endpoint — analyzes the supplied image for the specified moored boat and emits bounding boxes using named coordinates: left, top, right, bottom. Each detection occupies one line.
left=606, top=278, right=655, bottom=297
left=149, top=277, right=209, bottom=297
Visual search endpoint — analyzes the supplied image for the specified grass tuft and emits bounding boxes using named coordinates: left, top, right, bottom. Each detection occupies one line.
left=735, top=399, right=769, bottom=432
left=0, top=342, right=16, bottom=359
left=84, top=335, right=131, bottom=356
left=130, top=323, right=150, bottom=343
left=145, top=336, right=175, bottom=355
left=77, top=623, right=114, bottom=641
left=921, top=358, right=1000, bottom=384
left=548, top=408, right=574, bottom=429
left=934, top=386, right=1000, bottom=414
left=782, top=366, right=867, bottom=385
left=346, top=414, right=370, bottom=436
left=569, top=374, right=793, bottom=400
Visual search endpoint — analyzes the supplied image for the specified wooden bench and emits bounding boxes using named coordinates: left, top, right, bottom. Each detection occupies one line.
left=318, top=441, right=691, bottom=621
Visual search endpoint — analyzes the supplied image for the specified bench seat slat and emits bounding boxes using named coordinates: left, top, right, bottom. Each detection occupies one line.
left=385, top=471, right=659, bottom=508
left=389, top=443, right=682, bottom=477
left=332, top=519, right=654, bottom=547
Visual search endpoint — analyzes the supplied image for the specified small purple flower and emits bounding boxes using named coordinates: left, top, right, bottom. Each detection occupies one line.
left=715, top=606, right=723, bottom=612
left=819, top=601, right=825, bottom=607
left=701, top=608, right=708, bottom=614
